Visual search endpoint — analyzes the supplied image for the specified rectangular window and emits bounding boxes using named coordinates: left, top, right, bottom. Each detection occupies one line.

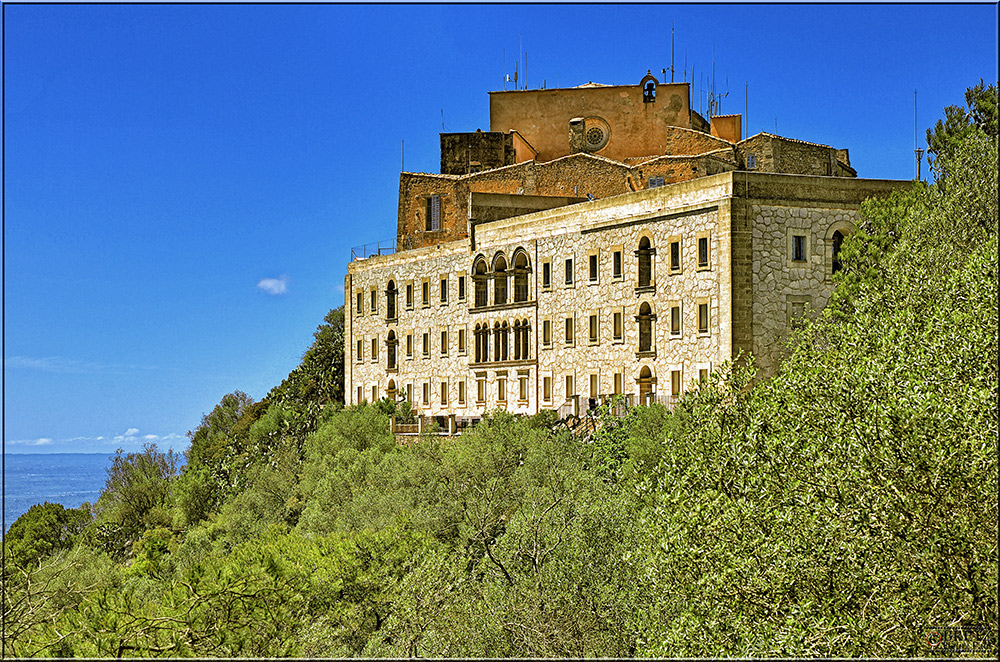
left=458, top=275, right=466, bottom=300
left=614, top=372, right=623, bottom=395
left=422, top=382, right=430, bottom=404
left=498, top=376, right=507, bottom=402
left=746, top=154, right=757, bottom=170
left=792, top=235, right=807, bottom=262
left=477, top=375, right=486, bottom=403
left=565, top=317, right=574, bottom=344
left=648, top=176, right=665, bottom=188
left=406, top=383, right=413, bottom=403
left=357, top=385, right=363, bottom=404
left=356, top=339, right=363, bottom=362
left=670, top=241, right=681, bottom=271
left=613, top=250, right=623, bottom=279
left=441, top=330, right=448, bottom=355
left=371, top=338, right=378, bottom=361
left=698, top=237, right=709, bottom=268
left=372, top=385, right=378, bottom=402
left=406, top=334, right=413, bottom=357
left=422, top=280, right=430, bottom=307
left=589, top=253, right=598, bottom=282
left=426, top=195, right=441, bottom=231
left=406, top=283, right=414, bottom=308
left=613, top=311, right=623, bottom=341
left=671, top=371, right=681, bottom=398
left=356, top=291, right=363, bottom=316
left=671, top=305, right=682, bottom=336
left=458, top=380, right=466, bottom=405
left=542, top=261, right=551, bottom=289
left=565, top=375, right=574, bottom=398
left=791, top=301, right=807, bottom=328
left=370, top=288, right=377, bottom=313
left=440, top=382, right=448, bottom=406
left=440, top=278, right=448, bottom=303
left=589, top=314, right=599, bottom=343
left=698, top=303, right=710, bottom=334
left=543, top=319, right=552, bottom=346
left=458, top=328, right=466, bottom=353
left=589, top=374, right=598, bottom=398
left=422, top=332, right=430, bottom=357
left=519, top=374, right=528, bottom=401
left=699, top=368, right=709, bottom=383
left=565, top=258, right=574, bottom=285
left=543, top=376, right=552, bottom=401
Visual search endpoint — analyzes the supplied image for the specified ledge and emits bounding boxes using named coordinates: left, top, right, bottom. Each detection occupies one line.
left=469, top=300, right=538, bottom=314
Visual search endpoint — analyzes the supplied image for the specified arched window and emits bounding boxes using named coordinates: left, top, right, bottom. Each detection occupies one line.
left=513, top=320, right=522, bottom=360
left=475, top=323, right=489, bottom=363
left=494, top=255, right=508, bottom=306
left=519, top=318, right=529, bottom=359
left=513, top=251, right=530, bottom=302
left=501, top=321, right=509, bottom=361
left=387, top=379, right=397, bottom=401
left=637, top=236, right=654, bottom=288
left=638, top=366, right=654, bottom=405
left=832, top=230, right=845, bottom=274
left=386, top=331, right=397, bottom=370
left=474, top=258, right=488, bottom=308
left=386, top=280, right=397, bottom=320
left=637, top=302, right=655, bottom=353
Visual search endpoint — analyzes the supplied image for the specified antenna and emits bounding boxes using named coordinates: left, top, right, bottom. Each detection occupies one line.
left=401, top=139, right=404, bottom=171
left=503, top=48, right=506, bottom=91
left=914, top=89, right=924, bottom=181
left=684, top=50, right=688, bottom=83
left=671, top=23, right=675, bottom=83
left=441, top=108, right=445, bottom=132
left=744, top=81, right=748, bottom=140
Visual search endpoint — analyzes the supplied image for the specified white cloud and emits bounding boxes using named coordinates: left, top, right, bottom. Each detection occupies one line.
left=256, top=275, right=289, bottom=295
left=10, top=437, right=53, bottom=446
left=4, top=355, right=154, bottom=374
left=125, top=427, right=140, bottom=436
left=144, top=434, right=158, bottom=440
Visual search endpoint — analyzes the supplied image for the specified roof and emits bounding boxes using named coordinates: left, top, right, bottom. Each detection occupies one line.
left=741, top=131, right=836, bottom=150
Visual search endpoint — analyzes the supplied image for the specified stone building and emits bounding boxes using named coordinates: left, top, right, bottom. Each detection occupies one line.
left=345, top=72, right=906, bottom=421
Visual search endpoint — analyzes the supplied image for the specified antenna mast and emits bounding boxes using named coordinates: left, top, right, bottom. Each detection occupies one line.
left=671, top=23, right=675, bottom=82
left=914, top=89, right=924, bottom=181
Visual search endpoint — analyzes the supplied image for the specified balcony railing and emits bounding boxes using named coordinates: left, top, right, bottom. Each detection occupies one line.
left=351, top=239, right=396, bottom=261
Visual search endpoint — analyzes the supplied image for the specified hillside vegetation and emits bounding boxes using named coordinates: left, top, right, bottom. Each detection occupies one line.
left=4, top=92, right=997, bottom=658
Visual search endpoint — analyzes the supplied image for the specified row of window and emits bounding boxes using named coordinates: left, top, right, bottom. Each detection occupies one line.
left=358, top=275, right=469, bottom=318
left=357, top=365, right=712, bottom=408
left=539, top=234, right=712, bottom=293
left=355, top=232, right=718, bottom=318
left=541, top=301, right=712, bottom=350
left=357, top=299, right=715, bottom=369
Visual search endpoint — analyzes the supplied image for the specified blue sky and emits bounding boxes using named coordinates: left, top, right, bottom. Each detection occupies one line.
left=4, top=2, right=998, bottom=454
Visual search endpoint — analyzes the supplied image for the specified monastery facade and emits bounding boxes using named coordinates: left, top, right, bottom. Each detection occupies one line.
left=345, top=72, right=907, bottom=421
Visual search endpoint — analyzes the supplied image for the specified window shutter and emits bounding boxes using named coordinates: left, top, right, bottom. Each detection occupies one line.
left=427, top=195, right=441, bottom=231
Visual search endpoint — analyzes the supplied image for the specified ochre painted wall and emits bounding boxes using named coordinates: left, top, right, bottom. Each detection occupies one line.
left=489, top=82, right=691, bottom=162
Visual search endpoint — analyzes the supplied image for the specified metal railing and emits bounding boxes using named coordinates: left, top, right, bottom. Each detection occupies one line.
left=351, top=239, right=396, bottom=261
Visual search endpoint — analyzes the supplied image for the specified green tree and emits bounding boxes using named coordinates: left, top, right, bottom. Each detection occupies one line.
left=92, top=443, right=180, bottom=560
left=3, top=502, right=91, bottom=569
left=926, top=79, right=997, bottom=169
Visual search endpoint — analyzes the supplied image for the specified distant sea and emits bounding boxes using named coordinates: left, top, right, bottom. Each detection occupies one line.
left=3, top=453, right=114, bottom=533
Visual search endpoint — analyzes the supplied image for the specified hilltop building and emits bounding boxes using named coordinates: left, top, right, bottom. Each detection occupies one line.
left=345, top=72, right=906, bottom=423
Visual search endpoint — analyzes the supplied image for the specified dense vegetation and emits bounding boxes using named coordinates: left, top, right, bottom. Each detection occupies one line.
left=4, top=90, right=996, bottom=657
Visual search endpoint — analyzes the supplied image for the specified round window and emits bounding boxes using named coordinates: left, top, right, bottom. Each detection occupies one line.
left=586, top=126, right=605, bottom=146
left=582, top=116, right=610, bottom=152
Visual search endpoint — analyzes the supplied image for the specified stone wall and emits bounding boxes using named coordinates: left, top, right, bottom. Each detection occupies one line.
left=440, top=131, right=517, bottom=175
